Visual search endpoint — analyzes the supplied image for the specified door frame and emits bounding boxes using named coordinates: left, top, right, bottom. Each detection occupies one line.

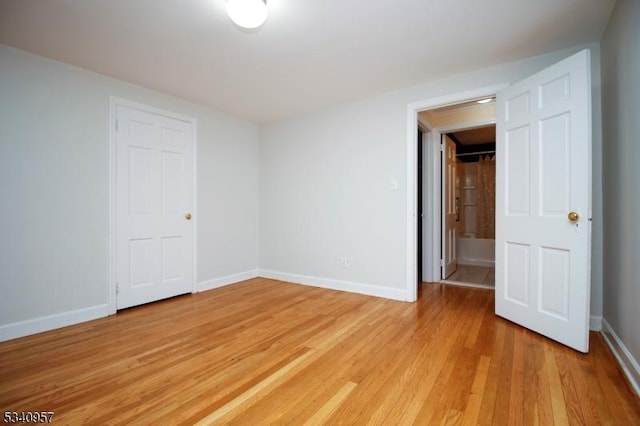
left=417, top=123, right=431, bottom=282
left=405, top=84, right=507, bottom=301
left=107, top=97, right=198, bottom=314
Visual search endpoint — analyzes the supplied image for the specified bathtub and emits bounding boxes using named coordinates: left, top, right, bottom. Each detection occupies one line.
left=456, top=238, right=495, bottom=267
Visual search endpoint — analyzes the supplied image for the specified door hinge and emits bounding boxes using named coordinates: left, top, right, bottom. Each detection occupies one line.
left=115, top=118, right=119, bottom=132
left=116, top=283, right=119, bottom=295
left=440, top=259, right=444, bottom=267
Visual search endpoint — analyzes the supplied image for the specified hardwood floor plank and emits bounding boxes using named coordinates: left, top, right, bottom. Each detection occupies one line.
left=413, top=292, right=487, bottom=424
left=531, top=334, right=555, bottom=426
left=302, top=381, right=357, bottom=426
left=370, top=293, right=456, bottom=422
left=490, top=319, right=516, bottom=425
left=591, top=333, right=640, bottom=424
left=460, top=355, right=491, bottom=426
left=228, top=316, right=399, bottom=424
left=507, top=329, right=525, bottom=425
left=475, top=318, right=507, bottom=426
left=193, top=347, right=316, bottom=425
left=577, top=340, right=619, bottom=424
left=0, top=279, right=638, bottom=425
left=521, top=332, right=539, bottom=425
left=544, top=343, right=571, bottom=425
left=554, top=345, right=589, bottom=425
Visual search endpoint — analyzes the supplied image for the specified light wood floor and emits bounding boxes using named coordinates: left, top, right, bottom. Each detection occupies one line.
left=1, top=278, right=639, bottom=425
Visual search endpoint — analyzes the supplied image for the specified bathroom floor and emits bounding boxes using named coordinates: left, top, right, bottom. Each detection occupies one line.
left=446, top=264, right=495, bottom=287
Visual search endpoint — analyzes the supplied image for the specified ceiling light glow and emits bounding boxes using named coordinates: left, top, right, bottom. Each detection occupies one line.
left=477, top=98, right=493, bottom=104
left=226, top=0, right=268, bottom=29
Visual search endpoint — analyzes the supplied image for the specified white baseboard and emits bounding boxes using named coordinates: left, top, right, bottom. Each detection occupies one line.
left=196, top=269, right=260, bottom=292
left=0, top=304, right=110, bottom=342
left=590, top=315, right=602, bottom=331
left=259, top=269, right=408, bottom=301
left=601, top=318, right=640, bottom=397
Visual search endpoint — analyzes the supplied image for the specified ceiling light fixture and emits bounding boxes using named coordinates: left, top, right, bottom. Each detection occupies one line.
left=477, top=98, right=493, bottom=104
left=226, top=0, right=268, bottom=29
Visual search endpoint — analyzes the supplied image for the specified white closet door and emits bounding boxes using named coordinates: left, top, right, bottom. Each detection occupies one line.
left=116, top=104, right=194, bottom=309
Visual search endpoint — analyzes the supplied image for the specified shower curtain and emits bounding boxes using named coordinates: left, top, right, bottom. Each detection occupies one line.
left=476, top=155, right=495, bottom=239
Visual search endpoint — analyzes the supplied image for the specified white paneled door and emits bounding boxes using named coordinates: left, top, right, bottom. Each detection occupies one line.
left=495, top=50, right=592, bottom=352
left=442, top=135, right=457, bottom=279
left=116, top=104, right=194, bottom=310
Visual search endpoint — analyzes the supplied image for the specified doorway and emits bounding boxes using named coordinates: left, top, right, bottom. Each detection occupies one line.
left=443, top=124, right=496, bottom=288
left=416, top=96, right=498, bottom=290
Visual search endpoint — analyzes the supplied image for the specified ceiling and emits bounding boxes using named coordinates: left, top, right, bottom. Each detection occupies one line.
left=450, top=125, right=496, bottom=146
left=0, top=0, right=615, bottom=123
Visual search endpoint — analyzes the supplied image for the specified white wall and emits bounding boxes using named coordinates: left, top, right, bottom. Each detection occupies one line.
left=260, top=97, right=407, bottom=296
left=601, top=0, right=640, bottom=388
left=1, top=41, right=607, bottom=340
left=0, top=46, right=260, bottom=338
left=260, top=44, right=604, bottom=314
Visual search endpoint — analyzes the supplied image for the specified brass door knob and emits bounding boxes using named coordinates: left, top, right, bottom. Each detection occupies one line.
left=567, top=211, right=579, bottom=222
left=185, top=213, right=192, bottom=221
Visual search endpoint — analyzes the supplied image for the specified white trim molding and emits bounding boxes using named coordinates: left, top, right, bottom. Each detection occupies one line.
left=0, top=304, right=109, bottom=342
left=197, top=270, right=260, bottom=292
left=259, top=270, right=407, bottom=301
left=601, top=318, right=640, bottom=397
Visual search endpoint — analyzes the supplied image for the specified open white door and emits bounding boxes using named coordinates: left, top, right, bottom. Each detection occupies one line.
left=442, top=135, right=457, bottom=279
left=496, top=50, right=592, bottom=352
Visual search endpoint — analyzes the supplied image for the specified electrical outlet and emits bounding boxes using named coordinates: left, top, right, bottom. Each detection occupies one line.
left=340, top=257, right=349, bottom=268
